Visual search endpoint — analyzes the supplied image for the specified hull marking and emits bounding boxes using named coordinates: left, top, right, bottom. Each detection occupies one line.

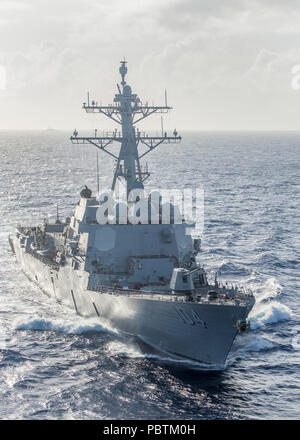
left=173, top=307, right=207, bottom=328
left=93, top=302, right=100, bottom=317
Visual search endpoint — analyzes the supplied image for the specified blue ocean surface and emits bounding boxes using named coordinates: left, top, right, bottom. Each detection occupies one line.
left=0, top=130, right=299, bottom=419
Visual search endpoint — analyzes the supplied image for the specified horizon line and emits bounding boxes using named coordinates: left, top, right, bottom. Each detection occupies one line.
left=1, top=128, right=300, bottom=133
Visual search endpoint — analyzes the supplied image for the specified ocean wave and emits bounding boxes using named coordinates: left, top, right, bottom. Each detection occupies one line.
left=228, top=336, right=276, bottom=365
left=261, top=228, right=285, bottom=245
left=254, top=252, right=290, bottom=269
left=217, top=261, right=251, bottom=276
left=209, top=247, right=229, bottom=255
left=245, top=336, right=276, bottom=352
left=249, top=301, right=292, bottom=329
left=14, top=316, right=118, bottom=336
left=255, top=277, right=283, bottom=303
left=105, top=341, right=224, bottom=370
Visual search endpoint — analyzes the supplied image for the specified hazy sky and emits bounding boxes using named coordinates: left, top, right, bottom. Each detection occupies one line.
left=1, top=0, right=300, bottom=130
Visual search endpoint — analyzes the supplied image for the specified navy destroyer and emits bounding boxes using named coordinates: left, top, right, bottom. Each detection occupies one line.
left=9, top=61, right=254, bottom=368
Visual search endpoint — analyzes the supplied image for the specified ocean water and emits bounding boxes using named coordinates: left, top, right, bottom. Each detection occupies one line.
left=0, top=130, right=299, bottom=420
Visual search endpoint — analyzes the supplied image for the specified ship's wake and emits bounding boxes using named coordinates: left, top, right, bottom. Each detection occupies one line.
left=227, top=334, right=278, bottom=366
left=12, top=276, right=293, bottom=373
left=105, top=340, right=225, bottom=371
left=14, top=315, right=119, bottom=336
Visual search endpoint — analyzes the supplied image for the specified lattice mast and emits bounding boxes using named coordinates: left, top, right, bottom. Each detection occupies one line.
left=70, top=60, right=181, bottom=196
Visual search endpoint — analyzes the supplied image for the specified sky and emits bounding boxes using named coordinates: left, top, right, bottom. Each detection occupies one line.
left=1, top=0, right=300, bottom=131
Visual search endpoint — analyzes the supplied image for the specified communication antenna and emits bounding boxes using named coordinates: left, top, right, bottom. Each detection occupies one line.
left=96, top=151, right=100, bottom=195
left=56, top=204, right=60, bottom=224
left=70, top=61, right=181, bottom=196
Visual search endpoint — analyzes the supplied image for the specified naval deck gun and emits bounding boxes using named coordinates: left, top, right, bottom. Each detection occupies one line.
left=11, top=60, right=255, bottom=367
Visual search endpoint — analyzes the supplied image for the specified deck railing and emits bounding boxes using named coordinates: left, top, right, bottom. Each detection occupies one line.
left=86, top=283, right=250, bottom=306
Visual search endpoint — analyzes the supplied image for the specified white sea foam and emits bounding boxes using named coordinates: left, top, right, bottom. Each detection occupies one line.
left=227, top=335, right=276, bottom=366
left=231, top=334, right=276, bottom=355
left=246, top=277, right=291, bottom=329
left=255, top=277, right=283, bottom=303
left=245, top=336, right=275, bottom=352
left=105, top=341, right=224, bottom=370
left=105, top=341, right=143, bottom=358
left=14, top=315, right=118, bottom=336
left=249, top=300, right=292, bottom=329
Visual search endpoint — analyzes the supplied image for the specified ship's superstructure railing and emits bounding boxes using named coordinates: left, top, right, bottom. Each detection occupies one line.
left=86, top=283, right=251, bottom=307
left=215, top=278, right=253, bottom=297
left=17, top=225, right=42, bottom=236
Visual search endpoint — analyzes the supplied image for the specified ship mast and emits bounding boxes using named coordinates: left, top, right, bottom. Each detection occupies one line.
left=70, top=60, right=181, bottom=197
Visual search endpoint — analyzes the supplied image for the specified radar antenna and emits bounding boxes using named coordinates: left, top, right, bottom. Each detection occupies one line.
left=70, top=60, right=181, bottom=196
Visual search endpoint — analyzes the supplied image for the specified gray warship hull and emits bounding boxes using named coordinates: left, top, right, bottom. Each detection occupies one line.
left=13, top=237, right=252, bottom=368
left=10, top=61, right=255, bottom=369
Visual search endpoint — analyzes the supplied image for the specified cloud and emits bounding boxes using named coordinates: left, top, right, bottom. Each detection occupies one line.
left=0, top=1, right=32, bottom=11
left=1, top=0, right=300, bottom=129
